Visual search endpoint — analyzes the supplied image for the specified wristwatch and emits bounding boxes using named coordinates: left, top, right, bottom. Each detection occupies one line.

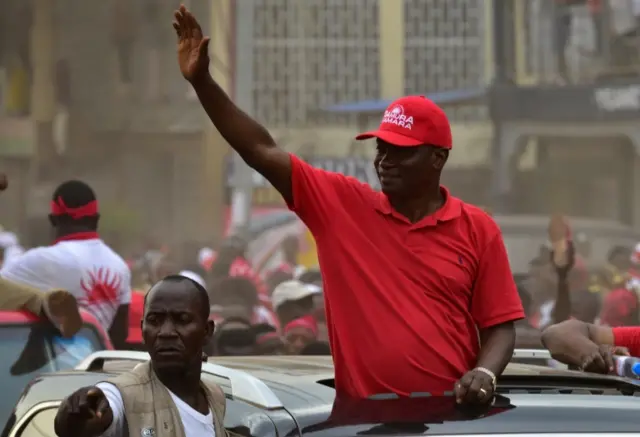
left=475, top=367, right=497, bottom=391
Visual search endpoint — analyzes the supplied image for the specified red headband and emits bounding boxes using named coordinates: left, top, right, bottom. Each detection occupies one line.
left=284, top=315, right=318, bottom=337
left=50, top=196, right=99, bottom=219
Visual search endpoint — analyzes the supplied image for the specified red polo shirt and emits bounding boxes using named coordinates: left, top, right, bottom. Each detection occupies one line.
left=287, top=154, right=524, bottom=398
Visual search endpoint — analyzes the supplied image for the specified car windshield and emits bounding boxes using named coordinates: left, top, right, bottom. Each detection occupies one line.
left=0, top=324, right=103, bottom=426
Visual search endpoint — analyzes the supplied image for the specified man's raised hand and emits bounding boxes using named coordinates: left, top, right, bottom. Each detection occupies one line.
left=173, top=4, right=210, bottom=83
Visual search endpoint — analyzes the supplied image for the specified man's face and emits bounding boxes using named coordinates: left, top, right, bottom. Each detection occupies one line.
left=142, top=281, right=212, bottom=372
left=285, top=327, right=315, bottom=354
left=374, top=140, right=446, bottom=197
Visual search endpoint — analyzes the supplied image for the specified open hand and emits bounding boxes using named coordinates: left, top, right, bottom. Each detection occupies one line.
left=173, top=4, right=210, bottom=83
left=55, top=387, right=112, bottom=437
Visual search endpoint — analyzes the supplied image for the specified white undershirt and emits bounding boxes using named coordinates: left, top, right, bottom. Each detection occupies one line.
left=96, top=382, right=215, bottom=437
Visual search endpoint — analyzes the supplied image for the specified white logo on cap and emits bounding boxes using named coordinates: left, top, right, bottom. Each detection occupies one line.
left=382, top=104, right=414, bottom=130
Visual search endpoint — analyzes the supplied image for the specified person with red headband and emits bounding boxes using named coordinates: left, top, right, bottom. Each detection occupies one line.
left=0, top=173, right=82, bottom=336
left=175, top=5, right=523, bottom=403
left=253, top=323, right=285, bottom=355
left=0, top=180, right=131, bottom=348
left=284, top=315, right=318, bottom=355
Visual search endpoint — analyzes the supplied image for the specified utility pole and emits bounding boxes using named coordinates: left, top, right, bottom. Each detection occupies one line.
left=488, top=0, right=514, bottom=214
left=228, top=0, right=255, bottom=237
left=30, top=0, right=56, bottom=180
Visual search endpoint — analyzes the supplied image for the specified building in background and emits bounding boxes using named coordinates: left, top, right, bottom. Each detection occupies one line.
left=491, top=0, right=640, bottom=226
left=235, top=0, right=494, bottom=210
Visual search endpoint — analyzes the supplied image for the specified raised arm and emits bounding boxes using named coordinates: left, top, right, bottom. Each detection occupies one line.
left=173, top=5, right=293, bottom=204
left=551, top=241, right=575, bottom=325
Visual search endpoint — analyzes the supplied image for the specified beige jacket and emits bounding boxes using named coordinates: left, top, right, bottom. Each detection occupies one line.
left=106, top=361, right=227, bottom=437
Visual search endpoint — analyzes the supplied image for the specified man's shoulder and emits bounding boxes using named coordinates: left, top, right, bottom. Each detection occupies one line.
left=457, top=201, right=501, bottom=236
left=203, top=378, right=226, bottom=398
left=292, top=153, right=377, bottom=196
left=1, top=245, right=59, bottom=273
left=15, top=244, right=56, bottom=259
left=106, top=362, right=151, bottom=388
left=93, top=241, right=131, bottom=274
left=318, top=169, right=377, bottom=198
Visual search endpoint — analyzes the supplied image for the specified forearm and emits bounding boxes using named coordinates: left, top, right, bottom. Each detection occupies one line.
left=542, top=319, right=590, bottom=350
left=190, top=73, right=277, bottom=165
left=476, top=322, right=516, bottom=376
left=108, top=304, right=130, bottom=350
left=108, top=323, right=128, bottom=350
left=541, top=319, right=613, bottom=365
left=552, top=273, right=571, bottom=324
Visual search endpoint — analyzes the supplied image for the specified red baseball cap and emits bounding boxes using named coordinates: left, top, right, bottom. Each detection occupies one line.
left=355, top=95, right=452, bottom=149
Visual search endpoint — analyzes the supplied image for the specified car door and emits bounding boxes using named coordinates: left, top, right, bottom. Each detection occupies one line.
left=7, top=399, right=281, bottom=437
left=0, top=317, right=106, bottom=427
left=5, top=402, right=59, bottom=437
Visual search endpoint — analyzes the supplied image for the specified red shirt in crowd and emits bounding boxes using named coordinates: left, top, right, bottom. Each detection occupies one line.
left=613, top=327, right=640, bottom=356
left=229, top=257, right=271, bottom=307
left=126, top=291, right=145, bottom=344
left=287, top=154, right=524, bottom=397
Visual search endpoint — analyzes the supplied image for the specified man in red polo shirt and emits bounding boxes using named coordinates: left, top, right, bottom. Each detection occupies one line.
left=174, top=5, right=524, bottom=403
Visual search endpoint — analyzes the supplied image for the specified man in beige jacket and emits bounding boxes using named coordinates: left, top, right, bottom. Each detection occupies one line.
left=54, top=275, right=227, bottom=437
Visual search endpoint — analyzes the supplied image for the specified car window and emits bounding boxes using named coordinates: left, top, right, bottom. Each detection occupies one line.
left=0, top=326, right=57, bottom=427
left=0, top=324, right=103, bottom=427
left=50, top=327, right=103, bottom=368
left=12, top=407, right=56, bottom=437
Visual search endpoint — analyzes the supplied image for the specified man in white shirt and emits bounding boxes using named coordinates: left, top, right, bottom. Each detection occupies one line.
left=0, top=173, right=81, bottom=337
left=0, top=180, right=131, bottom=348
